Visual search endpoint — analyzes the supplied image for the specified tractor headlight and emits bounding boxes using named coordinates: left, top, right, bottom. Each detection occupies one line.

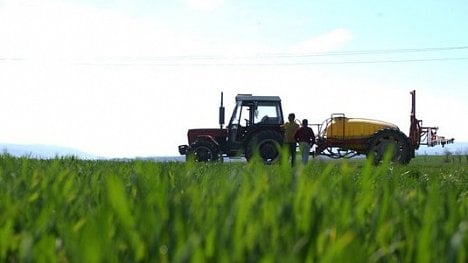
left=178, top=145, right=188, bottom=155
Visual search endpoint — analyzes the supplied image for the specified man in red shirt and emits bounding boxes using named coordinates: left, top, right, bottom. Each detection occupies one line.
left=294, top=119, right=315, bottom=165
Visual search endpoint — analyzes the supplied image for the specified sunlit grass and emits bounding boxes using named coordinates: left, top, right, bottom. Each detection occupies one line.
left=0, top=154, right=466, bottom=262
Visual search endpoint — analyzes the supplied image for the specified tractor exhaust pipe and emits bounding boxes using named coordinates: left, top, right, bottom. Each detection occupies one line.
left=219, top=92, right=225, bottom=129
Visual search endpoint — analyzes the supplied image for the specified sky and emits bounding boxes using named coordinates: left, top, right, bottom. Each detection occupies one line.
left=0, top=0, right=467, bottom=157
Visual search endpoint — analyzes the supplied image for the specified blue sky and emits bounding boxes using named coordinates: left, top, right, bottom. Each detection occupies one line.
left=84, top=0, right=467, bottom=48
left=0, top=0, right=467, bottom=157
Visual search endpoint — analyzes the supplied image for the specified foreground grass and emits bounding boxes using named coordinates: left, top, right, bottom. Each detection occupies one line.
left=0, top=154, right=466, bottom=262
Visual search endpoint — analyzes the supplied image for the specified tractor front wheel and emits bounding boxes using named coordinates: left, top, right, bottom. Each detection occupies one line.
left=187, top=140, right=219, bottom=162
left=367, top=129, right=411, bottom=165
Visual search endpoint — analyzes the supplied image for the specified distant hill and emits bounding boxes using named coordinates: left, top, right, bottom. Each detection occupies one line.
left=110, top=156, right=186, bottom=162
left=1, top=141, right=465, bottom=161
left=0, top=143, right=96, bottom=159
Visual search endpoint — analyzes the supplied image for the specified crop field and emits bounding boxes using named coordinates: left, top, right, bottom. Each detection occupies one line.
left=0, top=153, right=467, bottom=262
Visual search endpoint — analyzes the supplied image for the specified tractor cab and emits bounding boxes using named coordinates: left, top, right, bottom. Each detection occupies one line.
left=223, top=94, right=284, bottom=156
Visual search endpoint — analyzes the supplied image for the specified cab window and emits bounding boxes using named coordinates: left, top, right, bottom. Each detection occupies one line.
left=254, top=103, right=281, bottom=124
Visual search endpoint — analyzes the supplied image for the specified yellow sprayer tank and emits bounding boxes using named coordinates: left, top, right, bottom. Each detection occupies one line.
left=326, top=116, right=399, bottom=139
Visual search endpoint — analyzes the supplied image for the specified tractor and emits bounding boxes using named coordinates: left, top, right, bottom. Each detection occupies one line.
left=178, top=93, right=285, bottom=163
left=178, top=90, right=454, bottom=164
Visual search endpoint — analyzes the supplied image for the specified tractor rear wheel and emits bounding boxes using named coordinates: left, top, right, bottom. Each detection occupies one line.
left=187, top=140, right=219, bottom=162
left=367, top=129, right=411, bottom=165
left=246, top=130, right=283, bottom=164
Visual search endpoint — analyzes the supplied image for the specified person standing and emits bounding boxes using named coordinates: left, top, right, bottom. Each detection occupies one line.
left=294, top=119, right=315, bottom=165
left=282, top=113, right=300, bottom=166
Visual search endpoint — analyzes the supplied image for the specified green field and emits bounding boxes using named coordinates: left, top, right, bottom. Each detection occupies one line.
left=0, top=154, right=467, bottom=262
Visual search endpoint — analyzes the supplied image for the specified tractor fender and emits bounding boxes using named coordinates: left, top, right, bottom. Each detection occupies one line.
left=191, top=135, right=220, bottom=149
left=243, top=126, right=283, bottom=147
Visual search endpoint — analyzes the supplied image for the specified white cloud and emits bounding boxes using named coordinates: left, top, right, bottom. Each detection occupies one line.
left=0, top=0, right=218, bottom=59
left=289, top=28, right=353, bottom=53
left=184, top=0, right=225, bottom=13
left=0, top=1, right=352, bottom=60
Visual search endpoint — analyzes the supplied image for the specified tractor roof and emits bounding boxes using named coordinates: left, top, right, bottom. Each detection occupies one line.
left=235, top=94, right=281, bottom=102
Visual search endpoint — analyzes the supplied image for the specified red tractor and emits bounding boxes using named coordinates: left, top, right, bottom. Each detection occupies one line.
left=178, top=91, right=454, bottom=164
left=179, top=93, right=285, bottom=163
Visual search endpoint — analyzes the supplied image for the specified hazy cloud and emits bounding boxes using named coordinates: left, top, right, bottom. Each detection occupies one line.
left=0, top=0, right=208, bottom=58
left=289, top=28, right=353, bottom=53
left=0, top=1, right=352, bottom=60
left=184, top=0, right=225, bottom=13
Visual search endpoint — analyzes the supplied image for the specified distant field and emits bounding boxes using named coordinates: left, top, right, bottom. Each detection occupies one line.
left=0, top=154, right=466, bottom=262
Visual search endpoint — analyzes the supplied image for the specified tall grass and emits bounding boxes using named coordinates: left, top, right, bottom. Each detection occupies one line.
left=0, top=154, right=466, bottom=262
